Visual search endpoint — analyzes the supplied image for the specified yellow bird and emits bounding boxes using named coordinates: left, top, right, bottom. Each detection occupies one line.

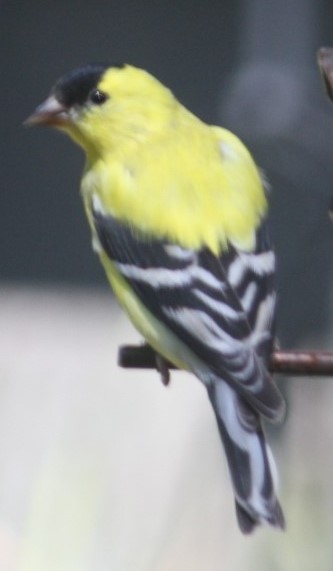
left=26, top=63, right=285, bottom=533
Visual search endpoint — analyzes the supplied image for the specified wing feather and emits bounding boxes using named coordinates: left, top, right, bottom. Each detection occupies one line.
left=93, top=206, right=284, bottom=421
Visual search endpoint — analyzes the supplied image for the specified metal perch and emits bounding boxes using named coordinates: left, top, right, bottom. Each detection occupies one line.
left=317, top=47, right=333, bottom=101
left=118, top=345, right=333, bottom=377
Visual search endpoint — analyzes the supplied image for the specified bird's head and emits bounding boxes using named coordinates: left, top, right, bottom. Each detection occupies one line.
left=25, top=63, right=176, bottom=159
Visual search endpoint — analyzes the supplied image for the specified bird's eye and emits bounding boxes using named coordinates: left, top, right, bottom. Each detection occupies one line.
left=90, top=89, right=108, bottom=105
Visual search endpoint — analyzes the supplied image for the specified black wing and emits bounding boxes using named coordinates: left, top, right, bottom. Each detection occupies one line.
left=93, top=207, right=284, bottom=421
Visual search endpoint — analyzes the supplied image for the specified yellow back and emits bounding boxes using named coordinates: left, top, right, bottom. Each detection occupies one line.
left=70, top=65, right=266, bottom=254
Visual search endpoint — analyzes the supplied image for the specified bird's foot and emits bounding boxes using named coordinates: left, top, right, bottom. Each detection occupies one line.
left=155, top=353, right=171, bottom=386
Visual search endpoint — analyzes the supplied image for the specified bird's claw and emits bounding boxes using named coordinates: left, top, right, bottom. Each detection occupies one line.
left=155, top=354, right=171, bottom=386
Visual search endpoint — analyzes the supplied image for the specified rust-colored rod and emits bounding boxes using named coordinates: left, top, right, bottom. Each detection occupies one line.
left=270, top=350, right=333, bottom=375
left=118, top=345, right=333, bottom=377
left=317, top=46, right=333, bottom=101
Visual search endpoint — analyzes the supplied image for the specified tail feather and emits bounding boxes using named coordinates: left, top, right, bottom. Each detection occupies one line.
left=235, top=502, right=258, bottom=534
left=207, top=379, right=285, bottom=533
left=235, top=494, right=285, bottom=534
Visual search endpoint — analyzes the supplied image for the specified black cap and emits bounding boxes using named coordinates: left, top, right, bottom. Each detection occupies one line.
left=53, top=62, right=124, bottom=107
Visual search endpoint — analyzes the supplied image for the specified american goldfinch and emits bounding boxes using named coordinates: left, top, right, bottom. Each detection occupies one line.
left=26, top=63, right=285, bottom=533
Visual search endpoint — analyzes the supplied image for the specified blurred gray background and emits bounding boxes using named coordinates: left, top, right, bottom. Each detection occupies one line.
left=2, top=1, right=333, bottom=570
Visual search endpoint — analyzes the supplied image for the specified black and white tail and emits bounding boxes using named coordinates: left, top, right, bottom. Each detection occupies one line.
left=208, top=379, right=285, bottom=533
